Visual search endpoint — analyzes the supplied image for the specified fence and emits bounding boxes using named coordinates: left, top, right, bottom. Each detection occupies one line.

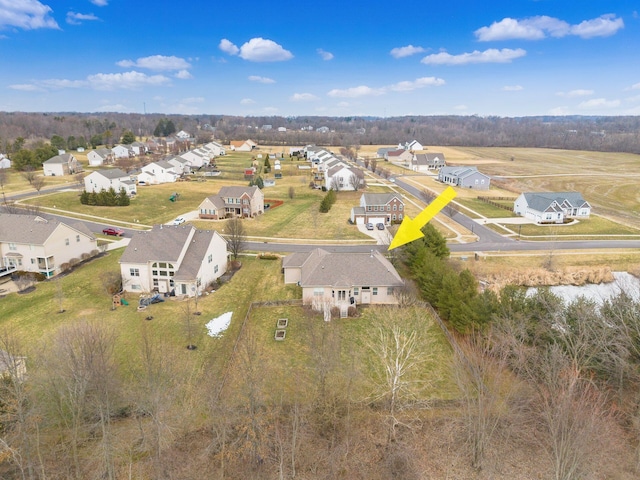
left=477, top=196, right=517, bottom=212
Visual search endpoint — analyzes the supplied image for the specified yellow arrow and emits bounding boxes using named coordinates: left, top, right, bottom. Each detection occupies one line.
left=388, top=186, right=457, bottom=250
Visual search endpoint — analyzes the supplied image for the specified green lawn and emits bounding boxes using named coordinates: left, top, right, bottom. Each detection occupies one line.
left=456, top=197, right=517, bottom=219
left=0, top=251, right=458, bottom=403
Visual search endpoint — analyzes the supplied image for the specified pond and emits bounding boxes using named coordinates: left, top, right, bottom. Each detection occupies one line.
left=527, top=272, right=640, bottom=305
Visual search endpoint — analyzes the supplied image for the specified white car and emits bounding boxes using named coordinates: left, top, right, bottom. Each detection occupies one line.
left=172, top=217, right=186, bottom=226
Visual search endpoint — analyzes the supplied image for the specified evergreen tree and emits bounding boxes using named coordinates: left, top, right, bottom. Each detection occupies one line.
left=121, top=130, right=136, bottom=144
left=117, top=188, right=130, bottom=206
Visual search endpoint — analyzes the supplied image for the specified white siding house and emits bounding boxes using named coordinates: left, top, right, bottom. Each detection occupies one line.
left=119, top=225, right=228, bottom=296
left=84, top=169, right=137, bottom=196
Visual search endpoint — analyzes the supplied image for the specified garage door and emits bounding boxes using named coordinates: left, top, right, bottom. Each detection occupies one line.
left=355, top=217, right=365, bottom=225
left=368, top=217, right=385, bottom=225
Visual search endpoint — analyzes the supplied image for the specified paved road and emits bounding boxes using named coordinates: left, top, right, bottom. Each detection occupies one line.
left=5, top=177, right=640, bottom=254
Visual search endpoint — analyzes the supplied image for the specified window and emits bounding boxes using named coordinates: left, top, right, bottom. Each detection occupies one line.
left=208, top=254, right=213, bottom=263
left=387, top=287, right=394, bottom=295
left=372, top=287, right=378, bottom=296
left=131, top=284, right=141, bottom=290
left=353, top=287, right=359, bottom=295
left=399, top=204, right=403, bottom=211
left=130, top=268, right=140, bottom=277
left=8, top=243, right=16, bottom=251
left=214, top=264, right=219, bottom=273
left=338, top=290, right=346, bottom=301
left=392, top=214, right=396, bottom=221
left=65, top=238, right=70, bottom=246
left=313, top=288, right=324, bottom=296
left=393, top=204, right=397, bottom=211
left=387, top=205, right=390, bottom=211
left=31, top=258, right=35, bottom=264
left=76, top=235, right=80, bottom=242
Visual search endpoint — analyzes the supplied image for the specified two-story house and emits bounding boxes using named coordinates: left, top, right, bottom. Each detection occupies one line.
left=350, top=192, right=404, bottom=225
left=0, top=213, right=97, bottom=279
left=119, top=225, right=228, bottom=296
left=198, top=185, right=265, bottom=220
left=137, top=160, right=179, bottom=185
left=42, top=153, right=82, bottom=176
left=87, top=148, right=115, bottom=167
left=84, top=169, right=137, bottom=196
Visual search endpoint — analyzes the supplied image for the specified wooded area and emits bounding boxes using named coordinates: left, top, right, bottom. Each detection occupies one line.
left=2, top=112, right=640, bottom=153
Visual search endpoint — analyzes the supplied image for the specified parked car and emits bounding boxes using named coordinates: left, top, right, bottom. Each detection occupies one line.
left=102, top=227, right=124, bottom=236
left=172, top=217, right=186, bottom=226
left=376, top=223, right=385, bottom=230
left=366, top=223, right=374, bottom=230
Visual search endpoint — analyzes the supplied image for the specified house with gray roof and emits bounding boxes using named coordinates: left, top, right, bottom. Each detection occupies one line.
left=350, top=192, right=405, bottom=225
left=282, top=248, right=404, bottom=312
left=87, top=148, right=114, bottom=167
left=0, top=213, right=97, bottom=278
left=198, top=185, right=264, bottom=220
left=119, top=225, right=227, bottom=296
left=412, top=153, right=446, bottom=172
left=376, top=147, right=395, bottom=159
left=43, top=153, right=81, bottom=176
left=84, top=168, right=137, bottom=196
left=386, top=149, right=413, bottom=164
left=138, top=160, right=179, bottom=185
left=514, top=192, right=591, bottom=224
left=325, top=164, right=364, bottom=191
left=438, top=166, right=490, bottom=190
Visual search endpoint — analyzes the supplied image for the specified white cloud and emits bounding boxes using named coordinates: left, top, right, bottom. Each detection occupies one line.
left=502, top=85, right=524, bottom=91
left=317, top=48, right=334, bottom=60
left=220, top=37, right=292, bottom=62
left=116, top=55, right=191, bottom=71
left=549, top=106, right=571, bottom=115
left=475, top=14, right=623, bottom=41
left=181, top=97, right=204, bottom=103
left=8, top=83, right=43, bottom=91
left=327, top=85, right=385, bottom=98
left=328, top=77, right=445, bottom=98
left=248, top=75, right=275, bottom=84
left=95, top=104, right=129, bottom=113
left=239, top=38, right=293, bottom=62
left=174, top=69, right=192, bottom=79
left=570, top=14, right=624, bottom=39
left=390, top=45, right=426, bottom=58
left=219, top=38, right=239, bottom=55
left=630, top=82, right=640, bottom=90
left=557, top=89, right=594, bottom=97
left=337, top=101, right=350, bottom=107
left=421, top=48, right=526, bottom=65
left=90, top=0, right=109, bottom=6
left=87, top=72, right=171, bottom=90
left=41, top=78, right=87, bottom=89
left=0, top=0, right=59, bottom=30
left=578, top=98, right=620, bottom=108
left=388, top=77, right=445, bottom=92
left=240, top=98, right=255, bottom=105
left=66, top=12, right=99, bottom=25
left=290, top=93, right=318, bottom=102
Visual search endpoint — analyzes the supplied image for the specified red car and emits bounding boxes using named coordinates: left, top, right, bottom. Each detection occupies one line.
left=102, top=227, right=125, bottom=236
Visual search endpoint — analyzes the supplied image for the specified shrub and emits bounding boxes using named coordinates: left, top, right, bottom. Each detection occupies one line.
left=59, top=263, right=71, bottom=273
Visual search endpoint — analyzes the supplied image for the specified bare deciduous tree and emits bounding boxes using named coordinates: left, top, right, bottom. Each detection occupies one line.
left=367, top=307, right=432, bottom=442
left=31, top=175, right=45, bottom=194
left=226, top=217, right=246, bottom=261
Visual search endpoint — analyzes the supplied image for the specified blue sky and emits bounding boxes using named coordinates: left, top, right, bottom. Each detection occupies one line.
left=1, top=0, right=639, bottom=117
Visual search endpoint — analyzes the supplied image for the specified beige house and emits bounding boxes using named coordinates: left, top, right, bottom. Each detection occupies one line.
left=199, top=185, right=264, bottom=219
left=0, top=213, right=97, bottom=278
left=119, top=225, right=228, bottom=296
left=229, top=139, right=257, bottom=152
left=43, top=153, right=82, bottom=176
left=282, top=248, right=404, bottom=314
left=350, top=192, right=404, bottom=225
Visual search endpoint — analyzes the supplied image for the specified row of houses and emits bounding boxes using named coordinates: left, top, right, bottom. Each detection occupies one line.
left=305, top=146, right=365, bottom=191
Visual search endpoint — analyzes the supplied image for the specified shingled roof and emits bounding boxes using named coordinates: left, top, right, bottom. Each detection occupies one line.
left=0, top=214, right=95, bottom=244
left=290, top=248, right=403, bottom=288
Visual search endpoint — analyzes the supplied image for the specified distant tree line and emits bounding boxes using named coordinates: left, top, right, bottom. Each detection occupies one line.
left=2, top=112, right=640, bottom=155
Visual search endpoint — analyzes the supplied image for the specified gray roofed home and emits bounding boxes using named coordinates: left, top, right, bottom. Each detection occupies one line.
left=438, top=166, right=490, bottom=190
left=283, top=248, right=403, bottom=312
left=119, top=225, right=228, bottom=297
left=514, top=192, right=591, bottom=224
left=412, top=153, right=446, bottom=172
left=0, top=213, right=98, bottom=278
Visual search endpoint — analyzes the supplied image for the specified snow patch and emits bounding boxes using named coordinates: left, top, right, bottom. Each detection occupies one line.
left=206, top=312, right=232, bottom=337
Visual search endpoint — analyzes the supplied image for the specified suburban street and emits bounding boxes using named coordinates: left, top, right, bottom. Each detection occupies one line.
left=5, top=176, right=640, bottom=255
